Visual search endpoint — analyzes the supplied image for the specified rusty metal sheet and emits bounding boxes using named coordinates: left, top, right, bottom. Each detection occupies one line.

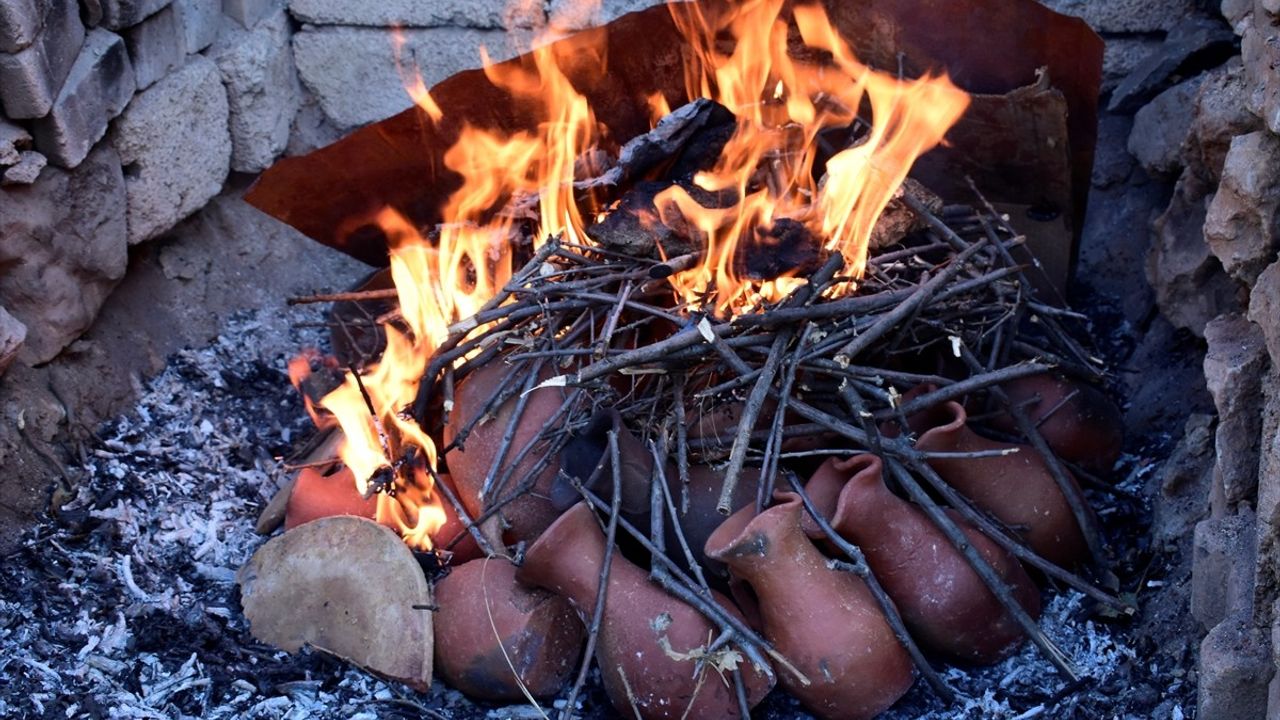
left=246, top=0, right=1102, bottom=287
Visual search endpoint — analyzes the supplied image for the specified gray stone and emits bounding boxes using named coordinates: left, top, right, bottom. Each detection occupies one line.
left=1199, top=613, right=1275, bottom=720
left=31, top=28, right=134, bottom=169
left=1243, top=21, right=1280, bottom=133
left=124, top=3, right=184, bottom=90
left=223, top=0, right=281, bottom=29
left=1100, top=37, right=1164, bottom=93
left=1185, top=59, right=1261, bottom=184
left=1, top=149, right=46, bottom=184
left=1147, top=170, right=1244, bottom=337
left=1222, top=0, right=1253, bottom=29
left=1128, top=76, right=1203, bottom=176
left=290, top=0, right=545, bottom=29
left=99, top=0, right=171, bottom=30
left=1264, top=0, right=1280, bottom=17
left=211, top=10, right=298, bottom=172
left=1109, top=14, right=1238, bottom=113
left=0, top=306, right=25, bottom=376
left=0, top=0, right=84, bottom=118
left=291, top=25, right=522, bottom=129
left=1253, top=262, right=1280, bottom=368
left=1153, top=413, right=1215, bottom=544
left=1193, top=512, right=1258, bottom=631
left=1254, top=372, right=1280, bottom=629
left=0, top=119, right=33, bottom=165
left=173, top=0, right=220, bottom=52
left=109, top=56, right=230, bottom=243
left=1204, top=132, right=1280, bottom=285
left=0, top=0, right=46, bottom=53
left=1204, top=314, right=1269, bottom=510
left=285, top=84, right=343, bottom=156
left=0, top=144, right=127, bottom=363
left=1039, top=0, right=1197, bottom=32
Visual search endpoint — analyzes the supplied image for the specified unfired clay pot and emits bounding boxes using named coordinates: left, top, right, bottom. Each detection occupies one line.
left=443, top=360, right=570, bottom=544
left=433, top=558, right=584, bottom=701
left=911, top=401, right=1090, bottom=568
left=989, top=373, right=1124, bottom=476
left=805, top=455, right=1041, bottom=665
left=516, top=502, right=774, bottom=719
left=284, top=466, right=377, bottom=529
left=705, top=494, right=914, bottom=720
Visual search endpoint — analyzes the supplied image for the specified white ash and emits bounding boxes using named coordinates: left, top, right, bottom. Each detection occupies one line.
left=0, top=309, right=1181, bottom=719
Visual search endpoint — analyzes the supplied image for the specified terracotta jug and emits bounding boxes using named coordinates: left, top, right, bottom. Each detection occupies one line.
left=285, top=466, right=377, bottom=529
left=555, top=410, right=759, bottom=583
left=911, top=401, right=1090, bottom=568
left=516, top=502, right=774, bottom=719
left=704, top=494, right=914, bottom=720
left=805, top=455, right=1041, bottom=665
left=434, top=558, right=584, bottom=701
left=989, top=373, right=1124, bottom=476
left=443, top=359, right=571, bottom=544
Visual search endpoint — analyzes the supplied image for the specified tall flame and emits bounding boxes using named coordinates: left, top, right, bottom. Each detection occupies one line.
left=291, top=0, right=969, bottom=550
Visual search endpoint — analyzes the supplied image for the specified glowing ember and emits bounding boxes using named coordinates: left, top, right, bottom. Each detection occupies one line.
left=290, top=0, right=970, bottom=551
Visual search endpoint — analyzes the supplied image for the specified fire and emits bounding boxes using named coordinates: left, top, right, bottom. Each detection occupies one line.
left=289, top=0, right=969, bottom=550
left=661, top=0, right=970, bottom=313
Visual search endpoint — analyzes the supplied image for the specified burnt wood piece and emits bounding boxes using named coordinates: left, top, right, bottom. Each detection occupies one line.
left=586, top=98, right=736, bottom=190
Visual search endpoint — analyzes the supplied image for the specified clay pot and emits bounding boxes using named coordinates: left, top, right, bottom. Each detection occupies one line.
left=443, top=360, right=571, bottom=544
left=555, top=410, right=759, bottom=583
left=284, top=466, right=377, bottom=529
left=805, top=455, right=1041, bottom=665
left=427, top=474, right=484, bottom=564
left=434, top=558, right=584, bottom=701
left=911, top=401, right=1090, bottom=568
left=516, top=502, right=774, bottom=719
left=989, top=373, right=1124, bottom=476
left=705, top=494, right=914, bottom=720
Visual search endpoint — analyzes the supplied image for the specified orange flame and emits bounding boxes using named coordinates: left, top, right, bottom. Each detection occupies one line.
left=662, top=0, right=970, bottom=314
left=292, top=0, right=969, bottom=550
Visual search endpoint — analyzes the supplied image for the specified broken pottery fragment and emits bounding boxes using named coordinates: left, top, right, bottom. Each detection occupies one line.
left=238, top=516, right=433, bottom=690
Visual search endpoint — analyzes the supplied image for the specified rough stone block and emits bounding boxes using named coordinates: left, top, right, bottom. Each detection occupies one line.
left=1192, top=512, right=1258, bottom=631
left=223, top=0, right=281, bottom=29
left=1128, top=76, right=1202, bottom=176
left=1204, top=131, right=1280, bottom=285
left=548, top=0, right=664, bottom=30
left=1204, top=314, right=1269, bottom=509
left=1254, top=262, right=1280, bottom=369
left=1254, top=373, right=1280, bottom=628
left=173, top=0, right=220, bottom=52
left=1, top=149, right=46, bottom=184
left=289, top=0, right=545, bottom=29
left=31, top=28, right=134, bottom=169
left=1184, top=59, right=1262, bottom=184
left=292, top=25, right=520, bottom=129
left=99, top=0, right=171, bottom=30
left=1110, top=14, right=1237, bottom=113
left=0, top=119, right=33, bottom=165
left=109, top=55, right=230, bottom=243
left=124, top=3, right=184, bottom=90
left=1040, top=0, right=1197, bottom=32
left=1152, top=413, right=1215, bottom=544
left=1221, top=0, right=1253, bottom=29
left=0, top=305, right=25, bottom=376
left=211, top=10, right=298, bottom=172
left=0, top=143, right=127, bottom=363
left=1146, top=169, right=1243, bottom=337
left=1199, top=613, right=1275, bottom=720
left=0, top=0, right=84, bottom=118
left=0, top=0, right=47, bottom=53
left=1243, top=21, right=1280, bottom=134
left=1100, top=37, right=1163, bottom=93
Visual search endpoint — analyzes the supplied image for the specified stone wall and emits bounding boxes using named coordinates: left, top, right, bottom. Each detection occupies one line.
left=1115, top=1, right=1280, bottom=718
